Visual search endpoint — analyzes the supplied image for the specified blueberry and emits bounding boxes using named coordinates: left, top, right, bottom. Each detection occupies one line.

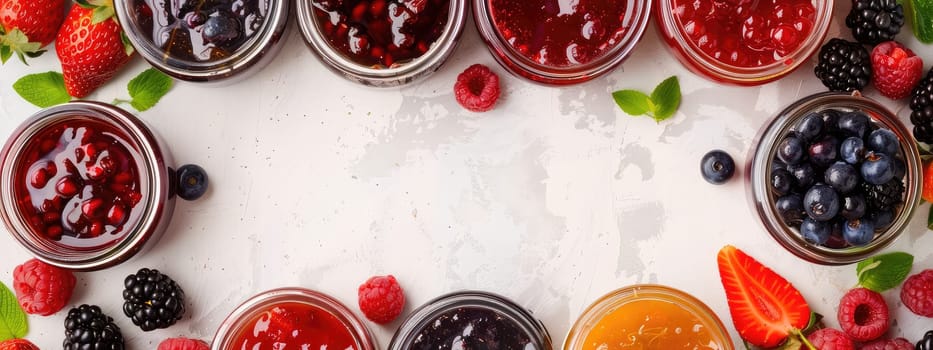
left=841, top=194, right=867, bottom=220
left=843, top=218, right=875, bottom=246
left=840, top=137, right=865, bottom=164
left=796, top=113, right=824, bottom=141
left=700, top=150, right=735, bottom=185
left=800, top=217, right=831, bottom=245
left=821, top=109, right=842, bottom=134
left=808, top=136, right=839, bottom=167
left=777, top=135, right=805, bottom=165
left=838, top=111, right=870, bottom=138
left=861, top=152, right=895, bottom=185
left=804, top=184, right=840, bottom=221
left=771, top=168, right=795, bottom=196
left=825, top=219, right=849, bottom=249
left=824, top=162, right=859, bottom=193
left=776, top=194, right=806, bottom=225
left=870, top=209, right=894, bottom=230
left=867, top=129, right=899, bottom=155
left=176, top=164, right=209, bottom=200
left=202, top=13, right=240, bottom=43
left=787, top=163, right=817, bottom=190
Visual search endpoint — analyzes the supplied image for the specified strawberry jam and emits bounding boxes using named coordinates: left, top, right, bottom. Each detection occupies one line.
left=13, top=118, right=144, bottom=249
left=488, top=0, right=630, bottom=67
left=231, top=302, right=358, bottom=349
left=672, top=0, right=816, bottom=67
left=311, top=0, right=450, bottom=68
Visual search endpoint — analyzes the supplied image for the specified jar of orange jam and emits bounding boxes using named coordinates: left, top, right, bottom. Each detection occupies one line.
left=564, top=284, right=734, bottom=350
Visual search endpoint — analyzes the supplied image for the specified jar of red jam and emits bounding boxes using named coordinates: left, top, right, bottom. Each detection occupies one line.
left=0, top=102, right=207, bottom=270
left=114, top=0, right=289, bottom=82
left=296, top=0, right=467, bottom=86
left=472, top=0, right=652, bottom=85
left=655, top=0, right=833, bottom=85
left=211, top=288, right=377, bottom=350
left=388, top=291, right=552, bottom=349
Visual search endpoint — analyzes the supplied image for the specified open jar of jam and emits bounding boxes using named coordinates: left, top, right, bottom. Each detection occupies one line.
left=296, top=0, right=467, bottom=86
left=0, top=102, right=208, bottom=270
left=114, top=0, right=290, bottom=82
left=473, top=0, right=652, bottom=85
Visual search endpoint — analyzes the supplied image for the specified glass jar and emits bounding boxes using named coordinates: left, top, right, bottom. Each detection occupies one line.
left=655, top=0, right=833, bottom=85
left=114, top=0, right=290, bottom=83
left=296, top=0, right=467, bottom=87
left=747, top=92, right=921, bottom=265
left=564, top=284, right=734, bottom=350
left=388, top=290, right=552, bottom=349
left=472, top=0, right=651, bottom=85
left=211, top=287, right=377, bottom=350
left=0, top=101, right=206, bottom=271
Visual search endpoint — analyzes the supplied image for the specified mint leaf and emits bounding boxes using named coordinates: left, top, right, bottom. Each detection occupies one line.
left=650, top=76, right=681, bottom=122
left=612, top=90, right=652, bottom=116
left=0, top=282, right=28, bottom=341
left=857, top=252, right=914, bottom=292
left=13, top=72, right=72, bottom=107
left=127, top=68, right=173, bottom=112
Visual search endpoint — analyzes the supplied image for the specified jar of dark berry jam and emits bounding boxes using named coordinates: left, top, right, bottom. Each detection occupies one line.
left=296, top=0, right=467, bottom=86
left=747, top=92, right=921, bottom=265
left=655, top=0, right=833, bottom=85
left=211, top=287, right=378, bottom=350
left=388, top=291, right=552, bottom=350
left=472, top=0, right=651, bottom=85
left=114, top=0, right=290, bottom=82
left=0, top=102, right=206, bottom=270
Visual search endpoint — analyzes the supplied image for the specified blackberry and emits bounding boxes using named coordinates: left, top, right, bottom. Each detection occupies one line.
left=910, top=68, right=933, bottom=143
left=122, top=268, right=185, bottom=331
left=845, top=0, right=905, bottom=45
left=860, top=178, right=904, bottom=212
left=63, top=304, right=125, bottom=350
left=814, top=39, right=872, bottom=92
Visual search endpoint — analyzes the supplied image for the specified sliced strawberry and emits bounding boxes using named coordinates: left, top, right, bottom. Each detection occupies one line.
left=717, top=245, right=811, bottom=348
left=0, top=0, right=67, bottom=64
left=55, top=1, right=134, bottom=98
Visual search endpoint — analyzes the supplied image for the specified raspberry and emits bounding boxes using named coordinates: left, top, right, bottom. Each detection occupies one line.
left=0, top=339, right=39, bottom=350
left=12, top=258, right=76, bottom=316
left=454, top=64, right=501, bottom=112
left=871, top=41, right=924, bottom=99
left=900, top=269, right=933, bottom=317
left=358, top=275, right=405, bottom=324
left=807, top=328, right=855, bottom=350
left=157, top=338, right=210, bottom=350
left=860, top=338, right=914, bottom=350
left=837, top=288, right=890, bottom=342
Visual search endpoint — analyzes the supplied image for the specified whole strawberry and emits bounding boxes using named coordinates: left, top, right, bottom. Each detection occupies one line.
left=55, top=0, right=134, bottom=98
left=0, top=0, right=66, bottom=63
left=871, top=41, right=923, bottom=99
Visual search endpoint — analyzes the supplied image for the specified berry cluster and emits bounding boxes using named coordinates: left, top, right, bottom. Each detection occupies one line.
left=122, top=268, right=186, bottom=331
left=910, top=67, right=933, bottom=143
left=770, top=108, right=906, bottom=248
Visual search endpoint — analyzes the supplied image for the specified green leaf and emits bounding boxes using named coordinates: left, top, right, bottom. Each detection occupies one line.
left=127, top=68, right=173, bottom=112
left=1, top=29, right=41, bottom=65
left=91, top=5, right=114, bottom=24
left=611, top=90, right=652, bottom=116
left=857, top=252, right=914, bottom=292
left=928, top=204, right=933, bottom=230
left=0, top=46, right=11, bottom=64
left=13, top=72, right=72, bottom=107
left=650, top=75, right=681, bottom=122
left=120, top=32, right=135, bottom=56
left=800, top=312, right=823, bottom=335
left=0, top=282, right=28, bottom=341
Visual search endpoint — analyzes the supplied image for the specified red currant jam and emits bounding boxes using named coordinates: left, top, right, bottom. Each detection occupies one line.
left=231, top=302, right=358, bottom=349
left=311, top=0, right=450, bottom=68
left=488, top=0, right=629, bottom=68
left=673, top=0, right=816, bottom=67
left=133, top=0, right=269, bottom=62
left=13, top=118, right=145, bottom=249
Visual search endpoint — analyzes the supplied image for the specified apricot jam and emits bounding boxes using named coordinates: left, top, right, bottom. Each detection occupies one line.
left=583, top=298, right=722, bottom=349
left=231, top=302, right=358, bottom=349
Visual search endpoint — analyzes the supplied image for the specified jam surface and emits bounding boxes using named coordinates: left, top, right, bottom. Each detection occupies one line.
left=133, top=0, right=270, bottom=62
left=673, top=0, right=816, bottom=68
left=411, top=306, right=535, bottom=349
left=489, top=0, right=630, bottom=68
left=231, top=302, right=358, bottom=349
left=14, top=118, right=144, bottom=249
left=312, top=0, right=450, bottom=68
left=582, top=298, right=722, bottom=350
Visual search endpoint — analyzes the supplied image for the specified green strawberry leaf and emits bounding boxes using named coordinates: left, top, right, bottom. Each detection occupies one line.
left=611, top=90, right=652, bottom=116
left=91, top=5, right=115, bottom=24
left=800, top=312, right=823, bottom=335
left=1, top=29, right=42, bottom=65
left=650, top=76, right=681, bottom=122
left=13, top=72, right=72, bottom=107
left=928, top=204, right=933, bottom=230
left=120, top=32, right=135, bottom=56
left=0, top=282, right=28, bottom=341
left=0, top=46, right=11, bottom=64
left=126, top=68, right=173, bottom=112
left=74, top=0, right=95, bottom=8
left=857, top=252, right=914, bottom=292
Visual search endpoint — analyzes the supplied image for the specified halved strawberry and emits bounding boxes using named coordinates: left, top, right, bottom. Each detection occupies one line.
left=717, top=245, right=811, bottom=348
